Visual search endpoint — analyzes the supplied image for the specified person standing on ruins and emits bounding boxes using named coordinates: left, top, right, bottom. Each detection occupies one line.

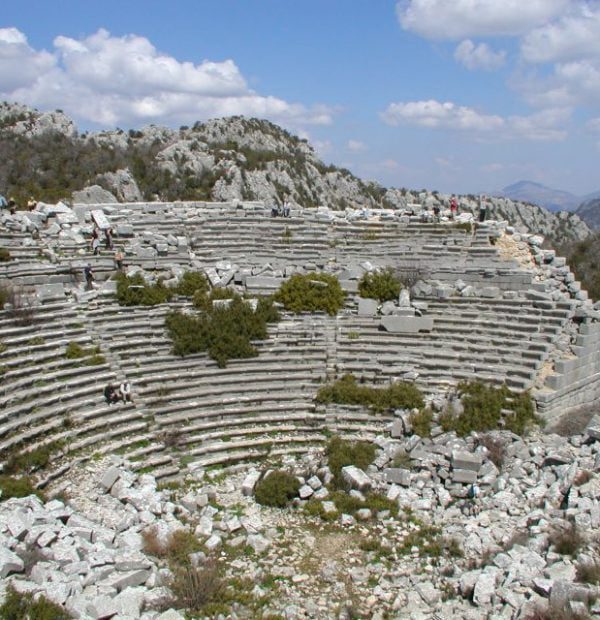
left=84, top=264, right=94, bottom=290
left=114, top=247, right=124, bottom=271
left=450, top=196, right=458, bottom=220
left=478, top=195, right=487, bottom=222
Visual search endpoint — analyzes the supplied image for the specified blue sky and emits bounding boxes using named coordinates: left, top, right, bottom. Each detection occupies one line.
left=2, top=0, right=600, bottom=195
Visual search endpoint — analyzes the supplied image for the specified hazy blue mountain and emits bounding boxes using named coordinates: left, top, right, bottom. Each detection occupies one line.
left=498, top=181, right=581, bottom=212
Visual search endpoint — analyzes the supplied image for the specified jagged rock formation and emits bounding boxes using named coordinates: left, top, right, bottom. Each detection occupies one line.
left=0, top=101, right=591, bottom=245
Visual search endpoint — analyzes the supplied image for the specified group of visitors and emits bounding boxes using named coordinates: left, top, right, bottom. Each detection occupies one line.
left=104, top=381, right=133, bottom=405
left=271, top=197, right=291, bottom=218
left=90, top=227, right=114, bottom=255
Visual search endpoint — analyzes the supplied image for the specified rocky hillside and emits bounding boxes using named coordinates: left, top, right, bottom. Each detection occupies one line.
left=0, top=101, right=591, bottom=244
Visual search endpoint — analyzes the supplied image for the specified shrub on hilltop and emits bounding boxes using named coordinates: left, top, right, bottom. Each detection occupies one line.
left=274, top=272, right=345, bottom=315
left=358, top=267, right=401, bottom=302
left=560, top=232, right=600, bottom=302
left=316, top=374, right=424, bottom=412
left=0, top=584, right=72, bottom=619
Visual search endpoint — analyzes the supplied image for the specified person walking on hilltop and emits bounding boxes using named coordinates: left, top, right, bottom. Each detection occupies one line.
left=478, top=195, right=487, bottom=223
left=450, top=196, right=458, bottom=220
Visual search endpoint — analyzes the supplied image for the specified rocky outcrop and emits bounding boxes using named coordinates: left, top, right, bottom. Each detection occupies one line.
left=71, top=185, right=118, bottom=204
left=0, top=101, right=591, bottom=246
left=98, top=169, right=143, bottom=203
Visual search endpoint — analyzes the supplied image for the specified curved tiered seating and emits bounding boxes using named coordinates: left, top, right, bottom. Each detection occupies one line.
left=0, top=201, right=591, bottom=481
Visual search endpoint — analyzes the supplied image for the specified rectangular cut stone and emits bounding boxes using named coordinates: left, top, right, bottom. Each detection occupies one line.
left=91, top=210, right=111, bottom=230
left=384, top=468, right=411, bottom=486
left=341, top=466, right=372, bottom=492
left=380, top=316, right=434, bottom=333
left=245, top=276, right=282, bottom=290
left=358, top=298, right=378, bottom=316
left=242, top=471, right=261, bottom=496
left=451, top=450, right=482, bottom=472
left=452, top=469, right=478, bottom=484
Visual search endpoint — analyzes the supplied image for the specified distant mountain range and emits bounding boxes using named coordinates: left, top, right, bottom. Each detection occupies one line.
left=495, top=181, right=600, bottom=229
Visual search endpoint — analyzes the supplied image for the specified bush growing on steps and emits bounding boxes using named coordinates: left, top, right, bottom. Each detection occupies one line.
left=315, top=374, right=424, bottom=412
left=192, top=286, right=236, bottom=312
left=165, top=294, right=279, bottom=367
left=440, top=380, right=538, bottom=436
left=274, top=272, right=345, bottom=315
left=254, top=470, right=300, bottom=507
left=0, top=248, right=11, bottom=262
left=358, top=267, right=401, bottom=302
left=174, top=271, right=209, bottom=298
left=0, top=584, right=72, bottom=619
left=326, top=435, right=376, bottom=488
left=0, top=475, right=44, bottom=502
left=115, top=272, right=173, bottom=306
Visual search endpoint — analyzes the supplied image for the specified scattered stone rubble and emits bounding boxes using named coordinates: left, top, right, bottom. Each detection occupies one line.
left=2, top=416, right=600, bottom=618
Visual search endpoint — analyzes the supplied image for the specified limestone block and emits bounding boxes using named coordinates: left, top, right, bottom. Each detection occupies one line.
left=358, top=298, right=378, bottom=316
left=380, top=316, right=434, bottom=333
left=451, top=450, right=482, bottom=472
left=205, top=535, right=222, bottom=551
left=0, top=547, right=24, bottom=578
left=452, top=469, right=478, bottom=484
left=380, top=301, right=397, bottom=315
left=298, top=484, right=315, bottom=499
left=341, top=466, right=372, bottom=492
left=384, top=468, right=411, bottom=486
left=100, top=466, right=121, bottom=492
left=246, top=534, right=271, bottom=554
left=86, top=594, right=119, bottom=620
left=242, top=470, right=261, bottom=496
left=307, top=476, right=322, bottom=490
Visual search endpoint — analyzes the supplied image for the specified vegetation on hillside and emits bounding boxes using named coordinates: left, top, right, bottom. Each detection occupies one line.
left=560, top=232, right=600, bottom=301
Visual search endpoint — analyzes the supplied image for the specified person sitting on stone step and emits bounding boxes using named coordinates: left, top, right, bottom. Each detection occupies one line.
left=104, top=383, right=120, bottom=405
left=119, top=381, right=133, bottom=404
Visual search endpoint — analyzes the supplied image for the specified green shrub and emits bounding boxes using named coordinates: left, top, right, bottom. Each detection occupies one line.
left=193, top=287, right=236, bottom=312
left=327, top=490, right=398, bottom=518
left=65, top=342, right=85, bottom=358
left=2, top=442, right=62, bottom=475
left=274, top=272, right=345, bottom=315
left=410, top=408, right=433, bottom=438
left=115, top=272, right=172, bottom=306
left=358, top=267, right=401, bottom=302
left=452, top=222, right=472, bottom=233
left=0, top=287, right=8, bottom=309
left=440, top=381, right=538, bottom=437
left=326, top=436, right=376, bottom=488
left=165, top=295, right=279, bottom=367
left=0, top=475, right=44, bottom=501
left=315, top=374, right=424, bottom=412
left=254, top=470, right=300, bottom=507
left=0, top=248, right=11, bottom=262
left=0, top=584, right=71, bottom=619
left=174, top=271, right=209, bottom=297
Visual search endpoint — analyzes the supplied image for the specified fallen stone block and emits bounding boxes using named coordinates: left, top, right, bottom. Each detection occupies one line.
left=341, top=466, right=372, bottom=492
left=452, top=469, right=478, bottom=484
left=452, top=450, right=482, bottom=472
left=384, top=468, right=411, bottom=487
left=358, top=298, right=378, bottom=316
left=242, top=470, right=261, bottom=496
left=100, top=466, right=121, bottom=492
left=0, top=547, right=24, bottom=578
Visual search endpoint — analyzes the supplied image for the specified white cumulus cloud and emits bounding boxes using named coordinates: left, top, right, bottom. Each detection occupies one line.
left=381, top=99, right=504, bottom=131
left=397, top=0, right=568, bottom=40
left=454, top=40, right=506, bottom=71
left=0, top=28, right=333, bottom=129
left=0, top=27, right=56, bottom=92
left=521, top=4, right=600, bottom=64
left=381, top=99, right=569, bottom=141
